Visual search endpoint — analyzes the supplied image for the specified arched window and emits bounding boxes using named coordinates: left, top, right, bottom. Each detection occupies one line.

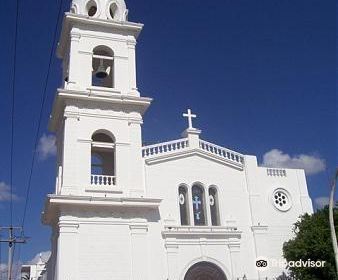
left=192, top=185, right=206, bottom=226
left=91, top=131, right=116, bottom=186
left=178, top=186, right=189, bottom=226
left=109, top=3, right=118, bottom=20
left=86, top=0, right=98, bottom=17
left=209, top=187, right=220, bottom=226
left=92, top=46, right=114, bottom=88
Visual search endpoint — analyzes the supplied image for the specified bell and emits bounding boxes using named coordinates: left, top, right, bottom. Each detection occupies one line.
left=95, top=59, right=108, bottom=79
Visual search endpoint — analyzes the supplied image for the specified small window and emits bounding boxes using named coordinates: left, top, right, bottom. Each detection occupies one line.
left=92, top=46, right=114, bottom=88
left=192, top=185, right=207, bottom=226
left=109, top=3, right=118, bottom=20
left=179, top=186, right=189, bottom=226
left=209, top=187, right=220, bottom=226
left=86, top=0, right=98, bottom=17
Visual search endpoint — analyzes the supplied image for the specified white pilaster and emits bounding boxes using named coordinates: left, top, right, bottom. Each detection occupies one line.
left=130, top=224, right=149, bottom=280
left=56, top=220, right=79, bottom=280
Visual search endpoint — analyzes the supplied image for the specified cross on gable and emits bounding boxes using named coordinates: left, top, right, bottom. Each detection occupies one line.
left=183, top=109, right=197, bottom=129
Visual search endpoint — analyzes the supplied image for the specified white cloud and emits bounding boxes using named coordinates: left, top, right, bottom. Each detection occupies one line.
left=0, top=182, right=19, bottom=201
left=262, top=149, right=326, bottom=175
left=0, top=262, right=22, bottom=280
left=28, top=251, right=51, bottom=264
left=314, top=196, right=330, bottom=208
left=37, top=134, right=56, bottom=160
left=0, top=251, right=51, bottom=280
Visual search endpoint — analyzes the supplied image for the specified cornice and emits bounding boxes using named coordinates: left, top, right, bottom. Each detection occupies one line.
left=49, top=88, right=152, bottom=132
left=42, top=194, right=162, bottom=225
left=57, top=13, right=143, bottom=58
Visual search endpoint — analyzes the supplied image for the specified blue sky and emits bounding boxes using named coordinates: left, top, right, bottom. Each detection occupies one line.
left=0, top=0, right=336, bottom=264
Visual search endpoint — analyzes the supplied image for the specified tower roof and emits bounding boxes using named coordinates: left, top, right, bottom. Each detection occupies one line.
left=70, top=0, right=128, bottom=22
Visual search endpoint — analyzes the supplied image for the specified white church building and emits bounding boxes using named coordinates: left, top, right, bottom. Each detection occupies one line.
left=41, top=0, right=313, bottom=279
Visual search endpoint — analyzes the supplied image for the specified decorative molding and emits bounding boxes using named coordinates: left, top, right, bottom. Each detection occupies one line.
left=251, top=225, right=269, bottom=235
left=162, top=226, right=242, bottom=240
left=129, top=224, right=148, bottom=235
left=58, top=222, right=79, bottom=234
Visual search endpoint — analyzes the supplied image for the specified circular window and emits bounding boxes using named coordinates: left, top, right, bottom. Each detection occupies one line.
left=179, top=193, right=185, bottom=205
left=272, top=189, right=291, bottom=212
left=86, top=1, right=98, bottom=17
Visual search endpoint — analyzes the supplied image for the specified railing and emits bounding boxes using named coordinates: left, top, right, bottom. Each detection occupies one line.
left=91, top=175, right=116, bottom=186
left=267, top=168, right=287, bottom=177
left=199, top=140, right=244, bottom=165
left=142, top=138, right=189, bottom=158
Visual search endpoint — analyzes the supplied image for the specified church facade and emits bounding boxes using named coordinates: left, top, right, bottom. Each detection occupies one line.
left=42, top=1, right=313, bottom=279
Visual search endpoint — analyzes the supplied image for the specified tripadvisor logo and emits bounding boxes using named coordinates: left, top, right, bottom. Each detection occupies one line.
left=287, top=259, right=326, bottom=268
left=255, top=257, right=325, bottom=271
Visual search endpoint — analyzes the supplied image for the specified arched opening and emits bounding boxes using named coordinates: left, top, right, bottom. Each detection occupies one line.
left=91, top=131, right=116, bottom=186
left=179, top=185, right=190, bottom=226
left=92, top=46, right=114, bottom=88
left=191, top=184, right=207, bottom=226
left=209, top=187, right=220, bottom=226
left=86, top=0, right=98, bottom=17
left=184, top=261, right=227, bottom=280
left=109, top=3, right=118, bottom=20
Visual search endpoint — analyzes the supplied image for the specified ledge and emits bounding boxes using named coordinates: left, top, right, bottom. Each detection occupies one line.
left=162, top=225, right=242, bottom=239
left=85, top=186, right=123, bottom=194
left=42, top=194, right=162, bottom=224
left=58, top=13, right=143, bottom=58
left=49, top=88, right=152, bottom=131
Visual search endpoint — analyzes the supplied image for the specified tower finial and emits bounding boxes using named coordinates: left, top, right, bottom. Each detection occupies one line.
left=70, top=0, right=128, bottom=21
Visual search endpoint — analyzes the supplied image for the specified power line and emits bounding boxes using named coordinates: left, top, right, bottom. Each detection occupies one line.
left=20, top=0, right=64, bottom=229
left=9, top=0, right=20, bottom=229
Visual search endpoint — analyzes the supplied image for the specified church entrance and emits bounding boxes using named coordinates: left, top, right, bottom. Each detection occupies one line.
left=184, top=261, right=227, bottom=280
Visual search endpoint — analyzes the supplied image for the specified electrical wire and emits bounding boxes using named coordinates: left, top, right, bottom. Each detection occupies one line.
left=9, top=0, right=20, bottom=229
left=0, top=239, right=2, bottom=280
left=20, top=0, right=64, bottom=229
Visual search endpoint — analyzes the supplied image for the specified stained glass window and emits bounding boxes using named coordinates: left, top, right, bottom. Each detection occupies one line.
left=192, top=185, right=206, bottom=226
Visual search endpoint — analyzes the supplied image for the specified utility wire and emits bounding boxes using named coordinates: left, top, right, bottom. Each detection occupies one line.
left=9, top=0, right=20, bottom=228
left=20, top=0, right=64, bottom=229
left=0, top=240, right=2, bottom=280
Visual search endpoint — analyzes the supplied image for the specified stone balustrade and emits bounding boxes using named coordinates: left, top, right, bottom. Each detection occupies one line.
left=199, top=140, right=244, bottom=165
left=142, top=138, right=189, bottom=158
left=91, top=174, right=116, bottom=186
left=266, top=168, right=287, bottom=177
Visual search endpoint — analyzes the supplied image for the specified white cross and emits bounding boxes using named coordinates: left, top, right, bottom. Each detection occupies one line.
left=193, top=196, right=201, bottom=210
left=183, top=109, right=197, bottom=129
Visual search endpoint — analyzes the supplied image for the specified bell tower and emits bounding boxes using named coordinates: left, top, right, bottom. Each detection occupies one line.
left=43, top=2, right=160, bottom=279
left=49, top=0, right=152, bottom=197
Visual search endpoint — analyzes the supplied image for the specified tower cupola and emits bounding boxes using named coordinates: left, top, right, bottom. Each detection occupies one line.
left=70, top=0, right=128, bottom=21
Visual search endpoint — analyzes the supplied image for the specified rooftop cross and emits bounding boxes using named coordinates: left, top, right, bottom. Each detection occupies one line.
left=183, top=109, right=197, bottom=129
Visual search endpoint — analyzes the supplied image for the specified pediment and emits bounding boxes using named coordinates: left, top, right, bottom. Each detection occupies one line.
left=143, top=145, right=244, bottom=171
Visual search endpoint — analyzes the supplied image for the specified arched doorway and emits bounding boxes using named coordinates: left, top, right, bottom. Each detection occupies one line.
left=184, top=261, right=227, bottom=280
